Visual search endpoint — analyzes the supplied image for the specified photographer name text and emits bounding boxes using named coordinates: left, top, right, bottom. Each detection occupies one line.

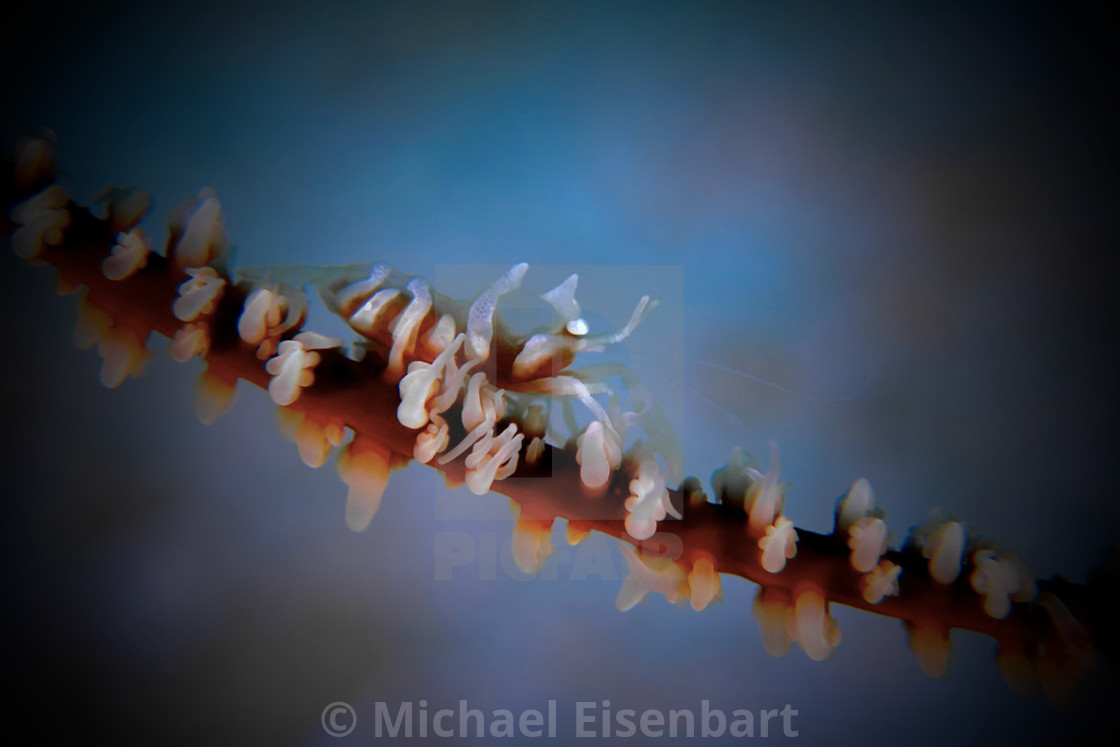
left=333, top=699, right=799, bottom=739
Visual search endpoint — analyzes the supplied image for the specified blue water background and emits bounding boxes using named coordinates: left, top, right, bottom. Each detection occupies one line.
left=3, top=2, right=1117, bottom=744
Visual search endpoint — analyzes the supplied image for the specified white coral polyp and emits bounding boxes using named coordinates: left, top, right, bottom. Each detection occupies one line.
left=266, top=341, right=318, bottom=406
left=463, top=423, right=524, bottom=495
left=848, top=516, right=889, bottom=573
left=264, top=333, right=339, bottom=407
left=752, top=588, right=793, bottom=657
left=11, top=184, right=70, bottom=260
left=510, top=333, right=572, bottom=380
left=511, top=519, right=554, bottom=575
left=329, top=263, right=390, bottom=317
left=398, top=334, right=478, bottom=465
left=101, top=228, right=150, bottom=281
left=294, top=414, right=347, bottom=469
left=624, top=457, right=676, bottom=541
left=97, top=326, right=149, bottom=388
left=541, top=273, right=584, bottom=331
left=238, top=287, right=285, bottom=345
left=615, top=544, right=688, bottom=611
left=397, top=335, right=467, bottom=430
left=238, top=285, right=307, bottom=359
left=398, top=360, right=442, bottom=429
left=338, top=439, right=392, bottom=532
left=970, top=550, right=1037, bottom=619
left=863, top=560, right=902, bottom=604
left=526, top=437, right=546, bottom=467
left=835, top=477, right=875, bottom=534
left=423, top=313, right=457, bottom=355
left=461, top=372, right=506, bottom=432
left=745, top=440, right=787, bottom=535
left=687, top=557, right=722, bottom=611
left=195, top=370, right=236, bottom=425
left=414, top=414, right=450, bottom=464
left=907, top=622, right=952, bottom=678
left=170, top=323, right=209, bottom=362
left=72, top=293, right=149, bottom=388
left=758, top=516, right=798, bottom=573
left=95, top=186, right=151, bottom=232
left=170, top=189, right=228, bottom=268
left=173, top=267, right=226, bottom=321
left=429, top=340, right=478, bottom=414
left=792, top=586, right=841, bottom=662
left=575, top=419, right=622, bottom=489
left=467, top=262, right=529, bottom=361
left=385, top=277, right=432, bottom=382
left=348, top=287, right=401, bottom=337
left=925, top=521, right=966, bottom=585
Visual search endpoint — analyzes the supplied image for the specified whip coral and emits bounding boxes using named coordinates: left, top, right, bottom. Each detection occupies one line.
left=3, top=135, right=1114, bottom=707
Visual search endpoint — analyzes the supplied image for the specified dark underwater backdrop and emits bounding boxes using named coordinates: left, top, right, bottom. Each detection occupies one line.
left=2, top=1, right=1118, bottom=744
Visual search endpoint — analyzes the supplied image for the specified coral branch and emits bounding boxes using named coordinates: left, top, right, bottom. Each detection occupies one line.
left=3, top=141, right=1111, bottom=704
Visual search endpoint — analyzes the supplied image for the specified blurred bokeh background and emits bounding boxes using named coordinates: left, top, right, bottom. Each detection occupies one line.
left=3, top=1, right=1118, bottom=744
